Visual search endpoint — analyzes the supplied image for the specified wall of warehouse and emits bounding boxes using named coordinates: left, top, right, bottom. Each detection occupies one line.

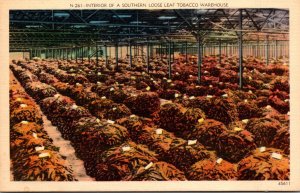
left=13, top=41, right=289, bottom=61
left=9, top=52, right=30, bottom=61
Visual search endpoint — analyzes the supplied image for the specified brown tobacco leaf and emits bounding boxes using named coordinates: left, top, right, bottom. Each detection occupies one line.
left=182, top=119, right=227, bottom=150
left=238, top=148, right=289, bottom=180
left=245, top=117, right=281, bottom=147
left=187, top=158, right=237, bottom=180
left=163, top=139, right=212, bottom=172
left=271, top=127, right=290, bottom=155
left=216, top=130, right=256, bottom=163
left=207, top=97, right=238, bottom=125
left=10, top=106, right=43, bottom=127
left=94, top=141, right=158, bottom=181
left=237, top=101, right=262, bottom=119
left=13, top=150, right=75, bottom=181
left=158, top=103, right=186, bottom=132
left=124, top=92, right=160, bottom=116
left=123, top=161, right=187, bottom=181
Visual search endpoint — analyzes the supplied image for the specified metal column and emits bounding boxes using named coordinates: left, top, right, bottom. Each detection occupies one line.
left=129, top=42, right=132, bottom=67
left=105, top=45, right=108, bottom=66
left=256, top=38, right=259, bottom=58
left=75, top=48, right=78, bottom=63
left=96, top=44, right=99, bottom=65
left=115, top=42, right=119, bottom=69
left=172, top=42, right=175, bottom=62
left=238, top=9, right=243, bottom=89
left=185, top=41, right=188, bottom=63
left=168, top=41, right=172, bottom=79
left=146, top=41, right=150, bottom=73
left=120, top=45, right=122, bottom=59
left=219, top=40, right=222, bottom=64
left=81, top=47, right=83, bottom=63
left=159, top=43, right=162, bottom=59
left=88, top=46, right=91, bottom=63
left=275, top=40, right=278, bottom=60
left=197, top=36, right=202, bottom=84
left=266, top=35, right=269, bottom=65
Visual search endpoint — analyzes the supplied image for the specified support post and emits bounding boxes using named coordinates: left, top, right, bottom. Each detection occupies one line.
left=172, top=42, right=175, bottom=62
left=159, top=43, right=162, bottom=59
left=147, top=41, right=150, bottom=73
left=81, top=47, right=84, bottom=63
left=66, top=49, right=69, bottom=60
left=256, top=38, right=259, bottom=58
left=219, top=39, right=222, bottom=64
left=116, top=41, right=119, bottom=70
left=129, top=41, right=132, bottom=67
left=197, top=36, right=202, bottom=84
left=88, top=46, right=91, bottom=63
left=275, top=40, right=278, bottom=60
left=30, top=49, right=32, bottom=60
left=105, top=45, right=108, bottom=66
left=120, top=45, right=122, bottom=59
left=168, top=41, right=172, bottom=79
left=75, top=48, right=78, bottom=63
left=96, top=44, right=99, bottom=65
left=266, top=35, right=269, bottom=65
left=238, top=9, right=243, bottom=89
left=185, top=41, right=188, bottom=63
